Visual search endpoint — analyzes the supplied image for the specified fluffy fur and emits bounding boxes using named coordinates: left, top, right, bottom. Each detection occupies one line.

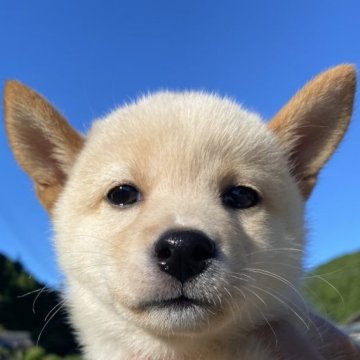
left=3, top=65, right=356, bottom=359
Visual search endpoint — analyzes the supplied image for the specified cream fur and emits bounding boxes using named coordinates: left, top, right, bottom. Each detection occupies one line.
left=3, top=65, right=356, bottom=359
left=55, top=92, right=304, bottom=359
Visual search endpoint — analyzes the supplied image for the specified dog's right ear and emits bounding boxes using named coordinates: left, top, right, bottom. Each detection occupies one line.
left=4, top=81, right=84, bottom=213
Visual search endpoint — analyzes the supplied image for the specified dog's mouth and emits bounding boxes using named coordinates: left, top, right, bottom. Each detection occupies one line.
left=132, top=293, right=222, bottom=333
left=141, top=295, right=208, bottom=311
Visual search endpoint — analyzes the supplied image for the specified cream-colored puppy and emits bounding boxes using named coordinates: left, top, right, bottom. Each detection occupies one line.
left=3, top=65, right=356, bottom=359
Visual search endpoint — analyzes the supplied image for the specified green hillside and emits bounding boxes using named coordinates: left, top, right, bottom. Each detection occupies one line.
left=302, top=251, right=360, bottom=323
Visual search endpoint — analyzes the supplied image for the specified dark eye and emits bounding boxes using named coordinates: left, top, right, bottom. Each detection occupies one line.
left=221, top=186, right=260, bottom=209
left=106, top=185, right=141, bottom=207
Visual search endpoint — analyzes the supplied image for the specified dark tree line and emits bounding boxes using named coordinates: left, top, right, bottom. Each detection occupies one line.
left=0, top=254, right=79, bottom=356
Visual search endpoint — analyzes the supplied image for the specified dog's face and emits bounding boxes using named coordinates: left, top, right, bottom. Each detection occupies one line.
left=55, top=93, right=304, bottom=334
left=4, top=66, right=356, bottom=337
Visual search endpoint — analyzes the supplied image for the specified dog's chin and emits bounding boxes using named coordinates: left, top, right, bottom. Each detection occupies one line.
left=130, top=295, right=222, bottom=335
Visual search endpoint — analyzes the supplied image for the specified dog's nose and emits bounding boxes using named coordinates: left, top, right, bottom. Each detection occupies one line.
left=154, top=230, right=217, bottom=283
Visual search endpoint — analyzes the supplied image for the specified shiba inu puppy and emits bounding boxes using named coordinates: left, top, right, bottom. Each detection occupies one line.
left=3, top=65, right=358, bottom=359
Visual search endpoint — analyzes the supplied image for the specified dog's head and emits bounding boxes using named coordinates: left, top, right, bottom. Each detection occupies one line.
left=4, top=66, right=356, bottom=336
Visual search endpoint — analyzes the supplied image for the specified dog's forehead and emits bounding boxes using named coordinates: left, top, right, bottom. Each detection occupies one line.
left=82, top=92, right=284, bottom=179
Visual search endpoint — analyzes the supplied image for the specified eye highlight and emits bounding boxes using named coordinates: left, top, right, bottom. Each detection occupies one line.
left=106, top=185, right=142, bottom=207
left=221, top=186, right=260, bottom=210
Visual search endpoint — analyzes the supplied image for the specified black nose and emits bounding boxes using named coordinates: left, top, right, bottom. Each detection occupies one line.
left=154, top=230, right=217, bottom=283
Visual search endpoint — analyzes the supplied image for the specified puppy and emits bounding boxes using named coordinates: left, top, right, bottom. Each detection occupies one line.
left=3, top=65, right=357, bottom=359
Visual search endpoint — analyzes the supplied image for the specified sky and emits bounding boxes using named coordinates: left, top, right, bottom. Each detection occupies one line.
left=0, top=0, right=359, bottom=287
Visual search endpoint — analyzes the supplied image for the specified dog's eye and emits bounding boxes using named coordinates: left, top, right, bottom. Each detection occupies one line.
left=221, top=186, right=260, bottom=209
left=107, top=185, right=141, bottom=207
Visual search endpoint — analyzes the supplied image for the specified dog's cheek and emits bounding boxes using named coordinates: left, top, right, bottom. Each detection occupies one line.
left=235, top=205, right=305, bottom=319
left=53, top=205, right=137, bottom=301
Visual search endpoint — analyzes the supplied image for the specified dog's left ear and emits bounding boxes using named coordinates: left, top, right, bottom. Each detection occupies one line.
left=269, top=65, right=356, bottom=199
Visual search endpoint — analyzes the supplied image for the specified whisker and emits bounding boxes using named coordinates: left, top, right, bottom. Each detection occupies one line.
left=251, top=261, right=303, bottom=271
left=64, top=263, right=113, bottom=272
left=36, top=302, right=65, bottom=347
left=243, top=285, right=266, bottom=306
left=16, top=286, right=48, bottom=299
left=245, top=247, right=304, bottom=257
left=303, top=267, right=345, bottom=279
left=228, top=272, right=255, bottom=282
left=242, top=267, right=308, bottom=308
left=248, top=283, right=310, bottom=331
left=33, top=286, right=48, bottom=314
left=305, top=274, right=344, bottom=306
left=45, top=300, right=65, bottom=322
left=60, top=250, right=114, bottom=258
left=243, top=285, right=278, bottom=347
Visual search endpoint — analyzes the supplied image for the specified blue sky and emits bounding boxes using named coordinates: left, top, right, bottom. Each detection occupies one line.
left=0, top=0, right=359, bottom=287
